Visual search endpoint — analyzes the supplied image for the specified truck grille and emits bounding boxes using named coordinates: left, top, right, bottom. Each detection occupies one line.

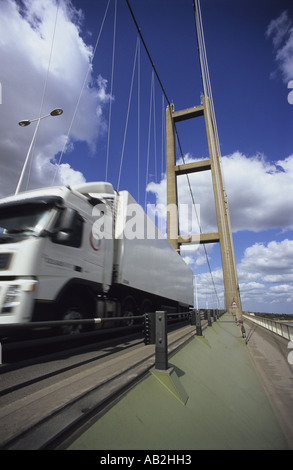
left=0, top=253, right=12, bottom=270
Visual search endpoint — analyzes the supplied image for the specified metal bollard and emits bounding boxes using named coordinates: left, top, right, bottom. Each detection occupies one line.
left=155, top=311, right=168, bottom=370
left=207, top=309, right=212, bottom=327
left=195, top=309, right=202, bottom=336
left=190, top=310, right=196, bottom=325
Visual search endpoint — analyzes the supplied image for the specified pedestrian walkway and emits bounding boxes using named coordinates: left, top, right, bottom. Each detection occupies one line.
left=67, top=314, right=290, bottom=450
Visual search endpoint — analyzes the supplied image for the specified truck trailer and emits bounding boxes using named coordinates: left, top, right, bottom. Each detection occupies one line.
left=0, top=182, right=193, bottom=332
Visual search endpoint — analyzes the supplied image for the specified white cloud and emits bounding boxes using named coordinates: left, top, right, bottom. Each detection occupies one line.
left=193, top=239, right=293, bottom=313
left=0, top=0, right=111, bottom=196
left=238, top=239, right=293, bottom=311
left=266, top=10, right=293, bottom=82
left=266, top=11, right=291, bottom=49
left=263, top=273, right=293, bottom=283
left=239, top=239, right=293, bottom=277
left=223, top=153, right=293, bottom=232
left=269, top=284, right=292, bottom=293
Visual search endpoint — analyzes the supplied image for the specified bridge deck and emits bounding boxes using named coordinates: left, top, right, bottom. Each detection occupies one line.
left=66, top=314, right=292, bottom=450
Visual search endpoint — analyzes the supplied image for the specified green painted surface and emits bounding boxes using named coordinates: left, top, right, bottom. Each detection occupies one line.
left=151, top=367, right=189, bottom=405
left=68, top=316, right=290, bottom=450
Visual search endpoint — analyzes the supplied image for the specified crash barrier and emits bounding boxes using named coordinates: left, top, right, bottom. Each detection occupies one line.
left=0, top=311, right=190, bottom=334
left=0, top=309, right=224, bottom=367
left=0, top=308, right=224, bottom=334
left=243, top=314, right=293, bottom=341
left=0, top=316, right=142, bottom=330
left=0, top=311, right=190, bottom=345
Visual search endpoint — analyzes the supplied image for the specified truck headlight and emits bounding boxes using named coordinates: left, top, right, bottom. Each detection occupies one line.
left=2, top=285, right=21, bottom=313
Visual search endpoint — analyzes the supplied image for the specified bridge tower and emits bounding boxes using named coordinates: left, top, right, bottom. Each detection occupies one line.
left=166, top=1, right=242, bottom=320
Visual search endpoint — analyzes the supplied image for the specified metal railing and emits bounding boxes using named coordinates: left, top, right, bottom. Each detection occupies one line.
left=243, top=314, right=293, bottom=341
left=0, top=316, right=142, bottom=330
left=0, top=308, right=225, bottom=367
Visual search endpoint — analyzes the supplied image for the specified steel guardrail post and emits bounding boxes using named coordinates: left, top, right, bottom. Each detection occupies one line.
left=207, top=309, right=212, bottom=327
left=155, top=311, right=168, bottom=370
left=190, top=309, right=196, bottom=325
left=195, top=309, right=202, bottom=336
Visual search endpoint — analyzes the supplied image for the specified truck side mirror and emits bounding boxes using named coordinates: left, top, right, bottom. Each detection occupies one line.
left=57, top=207, right=78, bottom=233
left=51, top=208, right=83, bottom=246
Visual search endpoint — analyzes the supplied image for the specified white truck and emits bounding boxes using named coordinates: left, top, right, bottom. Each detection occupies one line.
left=0, top=182, right=193, bottom=332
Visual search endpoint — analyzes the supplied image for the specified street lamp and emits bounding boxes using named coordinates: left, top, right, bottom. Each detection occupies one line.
left=15, top=108, right=63, bottom=195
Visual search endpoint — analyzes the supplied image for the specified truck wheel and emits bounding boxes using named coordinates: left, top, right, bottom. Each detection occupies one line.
left=121, top=297, right=137, bottom=326
left=59, top=297, right=86, bottom=335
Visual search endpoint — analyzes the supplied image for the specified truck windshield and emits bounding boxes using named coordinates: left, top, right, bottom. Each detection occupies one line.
left=0, top=204, right=53, bottom=240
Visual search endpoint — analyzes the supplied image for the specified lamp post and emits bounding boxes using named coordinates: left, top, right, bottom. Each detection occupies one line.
left=15, top=108, right=63, bottom=195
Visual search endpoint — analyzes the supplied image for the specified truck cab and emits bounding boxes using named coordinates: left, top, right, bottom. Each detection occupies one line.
left=0, top=183, right=115, bottom=326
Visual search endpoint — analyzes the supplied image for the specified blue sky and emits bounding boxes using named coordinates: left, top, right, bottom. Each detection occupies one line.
left=0, top=0, right=292, bottom=313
